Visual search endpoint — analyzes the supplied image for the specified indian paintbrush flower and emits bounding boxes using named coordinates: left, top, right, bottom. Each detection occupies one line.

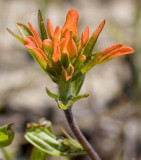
left=8, top=8, right=134, bottom=109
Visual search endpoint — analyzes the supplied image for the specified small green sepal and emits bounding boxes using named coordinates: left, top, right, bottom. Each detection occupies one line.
left=46, top=87, right=59, bottom=99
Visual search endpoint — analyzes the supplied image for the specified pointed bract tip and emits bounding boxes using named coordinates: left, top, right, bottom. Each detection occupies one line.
left=103, top=19, right=106, bottom=24
left=38, top=10, right=42, bottom=18
left=68, top=8, right=79, bottom=14
left=38, top=9, right=41, bottom=14
left=7, top=28, right=12, bottom=33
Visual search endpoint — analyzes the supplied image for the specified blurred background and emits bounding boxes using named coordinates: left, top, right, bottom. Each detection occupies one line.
left=0, top=0, right=141, bottom=160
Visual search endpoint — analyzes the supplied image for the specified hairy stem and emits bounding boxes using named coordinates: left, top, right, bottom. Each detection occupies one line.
left=64, top=107, right=101, bottom=160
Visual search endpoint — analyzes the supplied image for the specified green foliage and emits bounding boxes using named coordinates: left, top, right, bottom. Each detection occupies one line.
left=46, top=85, right=88, bottom=110
left=46, top=88, right=59, bottom=99
left=81, top=52, right=99, bottom=74
left=7, top=28, right=24, bottom=44
left=0, top=124, right=14, bottom=148
left=71, top=75, right=85, bottom=96
left=16, top=23, right=32, bottom=38
left=25, top=119, right=84, bottom=157
left=38, top=10, right=48, bottom=40
left=82, top=35, right=98, bottom=57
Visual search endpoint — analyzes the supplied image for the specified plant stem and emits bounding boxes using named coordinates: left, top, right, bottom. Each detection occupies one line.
left=64, top=107, right=101, bottom=160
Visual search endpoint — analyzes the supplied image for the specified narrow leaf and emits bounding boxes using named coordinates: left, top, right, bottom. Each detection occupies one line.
left=82, top=20, right=105, bottom=57
left=46, top=88, right=59, bottom=99
left=81, top=52, right=99, bottom=74
left=16, top=23, right=32, bottom=38
left=72, top=94, right=89, bottom=102
left=7, top=28, right=24, bottom=44
left=71, top=75, right=85, bottom=96
left=38, top=10, right=48, bottom=40
left=0, top=124, right=14, bottom=148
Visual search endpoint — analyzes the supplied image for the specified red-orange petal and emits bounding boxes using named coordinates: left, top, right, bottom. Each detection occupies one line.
left=25, top=36, right=39, bottom=49
left=47, top=19, right=54, bottom=40
left=78, top=26, right=89, bottom=52
left=52, top=45, right=61, bottom=62
left=78, top=32, right=84, bottom=52
left=107, top=46, right=134, bottom=59
left=32, top=48, right=48, bottom=69
left=59, top=38, right=65, bottom=50
left=63, top=30, right=77, bottom=58
left=100, top=43, right=123, bottom=58
left=99, top=44, right=134, bottom=62
left=33, top=48, right=48, bottom=61
left=28, top=22, right=42, bottom=48
left=54, top=26, right=61, bottom=42
left=62, top=31, right=69, bottom=54
left=53, top=26, right=61, bottom=49
left=83, top=26, right=89, bottom=45
left=52, top=26, right=62, bottom=62
left=62, top=9, right=79, bottom=40
left=92, top=20, right=105, bottom=40
left=62, top=65, right=74, bottom=81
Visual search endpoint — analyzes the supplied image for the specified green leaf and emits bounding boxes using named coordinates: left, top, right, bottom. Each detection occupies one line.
left=72, top=72, right=83, bottom=82
left=71, top=75, right=85, bottom=96
left=30, top=147, right=47, bottom=160
left=7, top=28, right=24, bottom=44
left=16, top=23, right=32, bottom=38
left=72, top=94, right=89, bottom=102
left=46, top=88, right=59, bottom=99
left=81, top=53, right=99, bottom=74
left=0, top=124, right=14, bottom=148
left=25, top=120, right=84, bottom=157
left=38, top=10, right=48, bottom=40
left=82, top=20, right=105, bottom=57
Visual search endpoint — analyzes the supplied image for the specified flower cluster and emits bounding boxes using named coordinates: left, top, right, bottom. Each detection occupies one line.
left=8, top=9, right=134, bottom=109
left=8, top=9, right=134, bottom=83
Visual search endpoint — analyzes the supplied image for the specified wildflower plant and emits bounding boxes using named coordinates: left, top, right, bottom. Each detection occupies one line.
left=8, top=9, right=134, bottom=110
left=7, top=8, right=134, bottom=160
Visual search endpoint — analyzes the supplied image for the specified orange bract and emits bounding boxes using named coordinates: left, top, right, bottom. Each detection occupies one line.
left=25, top=36, right=38, bottom=49
left=62, top=31, right=77, bottom=59
left=98, top=44, right=134, bottom=62
left=92, top=20, right=105, bottom=40
left=10, top=8, right=134, bottom=82
left=62, top=9, right=79, bottom=40
left=47, top=19, right=54, bottom=40
left=28, top=22, right=42, bottom=48
left=83, top=26, right=89, bottom=45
